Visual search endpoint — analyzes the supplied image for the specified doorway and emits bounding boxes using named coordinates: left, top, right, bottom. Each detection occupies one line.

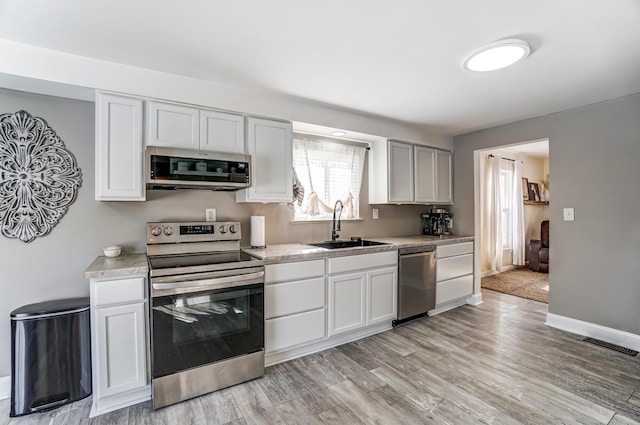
left=473, top=139, right=550, bottom=303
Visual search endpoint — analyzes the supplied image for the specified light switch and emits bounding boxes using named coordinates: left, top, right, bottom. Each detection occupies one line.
left=563, top=208, right=574, bottom=221
left=206, top=208, right=217, bottom=222
left=372, top=208, right=379, bottom=220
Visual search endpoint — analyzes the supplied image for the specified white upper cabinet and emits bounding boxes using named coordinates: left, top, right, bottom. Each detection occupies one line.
left=146, top=101, right=199, bottom=149
left=147, top=101, right=245, bottom=154
left=95, top=92, right=145, bottom=201
left=414, top=146, right=437, bottom=203
left=369, top=139, right=452, bottom=205
left=388, top=141, right=414, bottom=203
left=199, top=110, right=245, bottom=154
left=237, top=117, right=293, bottom=203
left=435, top=150, right=453, bottom=204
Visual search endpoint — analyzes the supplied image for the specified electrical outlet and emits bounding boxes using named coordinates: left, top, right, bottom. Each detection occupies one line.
left=563, top=208, right=574, bottom=221
left=372, top=208, right=379, bottom=220
left=206, top=208, right=217, bottom=222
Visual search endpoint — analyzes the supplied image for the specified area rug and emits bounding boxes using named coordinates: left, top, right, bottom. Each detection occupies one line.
left=481, top=266, right=549, bottom=304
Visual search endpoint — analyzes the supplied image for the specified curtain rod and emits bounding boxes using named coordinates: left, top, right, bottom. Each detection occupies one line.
left=488, top=154, right=523, bottom=163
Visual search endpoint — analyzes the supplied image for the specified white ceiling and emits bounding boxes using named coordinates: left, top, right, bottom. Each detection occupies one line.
left=1, top=0, right=639, bottom=135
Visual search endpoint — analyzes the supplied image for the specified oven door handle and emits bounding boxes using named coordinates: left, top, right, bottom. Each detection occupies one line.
left=152, top=271, right=264, bottom=291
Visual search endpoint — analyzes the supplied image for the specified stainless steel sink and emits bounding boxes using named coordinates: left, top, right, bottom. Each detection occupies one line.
left=308, top=239, right=389, bottom=249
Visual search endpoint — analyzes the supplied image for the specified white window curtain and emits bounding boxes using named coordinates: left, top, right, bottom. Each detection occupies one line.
left=292, top=137, right=366, bottom=220
left=482, top=155, right=503, bottom=272
left=512, top=160, right=526, bottom=265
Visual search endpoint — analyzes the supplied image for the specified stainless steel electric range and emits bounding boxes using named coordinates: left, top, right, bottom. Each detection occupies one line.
left=146, top=221, right=265, bottom=409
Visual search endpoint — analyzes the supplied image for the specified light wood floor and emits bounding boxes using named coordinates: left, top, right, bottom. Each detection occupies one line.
left=2, top=289, right=639, bottom=424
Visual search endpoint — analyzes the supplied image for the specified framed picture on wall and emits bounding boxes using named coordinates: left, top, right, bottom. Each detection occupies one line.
left=528, top=182, right=541, bottom=201
left=522, top=178, right=530, bottom=200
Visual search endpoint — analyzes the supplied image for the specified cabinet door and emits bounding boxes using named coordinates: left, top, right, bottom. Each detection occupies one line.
left=388, top=141, right=414, bottom=203
left=436, top=274, right=473, bottom=305
left=265, top=308, right=325, bottom=353
left=435, top=150, right=453, bottom=204
left=199, top=110, right=245, bottom=154
left=94, top=303, right=147, bottom=398
left=147, top=101, right=199, bottom=149
left=366, top=267, right=397, bottom=326
left=237, top=117, right=292, bottom=202
left=95, top=93, right=145, bottom=201
left=437, top=254, right=473, bottom=282
left=265, top=277, right=325, bottom=319
left=328, top=272, right=366, bottom=336
left=414, top=146, right=436, bottom=203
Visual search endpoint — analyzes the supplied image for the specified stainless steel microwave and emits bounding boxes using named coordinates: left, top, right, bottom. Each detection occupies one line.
left=146, top=147, right=251, bottom=191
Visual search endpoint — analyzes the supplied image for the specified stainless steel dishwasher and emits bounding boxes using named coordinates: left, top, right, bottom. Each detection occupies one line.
left=395, top=245, right=436, bottom=325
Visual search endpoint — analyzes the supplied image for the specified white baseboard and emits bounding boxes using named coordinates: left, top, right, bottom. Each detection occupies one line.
left=466, top=293, right=483, bottom=306
left=428, top=299, right=468, bottom=316
left=90, top=385, right=150, bottom=418
left=265, top=322, right=392, bottom=367
left=0, top=375, right=9, bottom=400
left=546, top=313, right=640, bottom=352
left=481, top=264, right=521, bottom=278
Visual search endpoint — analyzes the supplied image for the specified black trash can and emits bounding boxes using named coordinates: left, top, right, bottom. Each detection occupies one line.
left=10, top=297, right=92, bottom=417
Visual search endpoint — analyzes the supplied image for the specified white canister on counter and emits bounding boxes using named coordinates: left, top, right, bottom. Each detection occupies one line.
left=250, top=215, right=266, bottom=248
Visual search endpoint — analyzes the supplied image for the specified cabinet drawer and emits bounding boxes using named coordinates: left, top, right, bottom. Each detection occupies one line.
left=437, top=253, right=473, bottom=282
left=436, top=274, right=473, bottom=305
left=437, top=242, right=473, bottom=259
left=265, top=259, right=325, bottom=284
left=265, top=277, right=325, bottom=319
left=329, top=251, right=397, bottom=275
left=265, top=308, right=325, bottom=353
left=93, top=277, right=146, bottom=306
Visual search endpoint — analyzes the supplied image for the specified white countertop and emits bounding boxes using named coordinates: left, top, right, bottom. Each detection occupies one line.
left=242, top=235, right=473, bottom=263
left=84, top=253, right=149, bottom=279
left=83, top=235, right=474, bottom=276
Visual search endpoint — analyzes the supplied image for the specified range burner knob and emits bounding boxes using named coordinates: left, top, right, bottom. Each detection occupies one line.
left=164, top=226, right=174, bottom=236
left=219, top=224, right=228, bottom=234
left=150, top=226, right=162, bottom=237
left=229, top=225, right=237, bottom=233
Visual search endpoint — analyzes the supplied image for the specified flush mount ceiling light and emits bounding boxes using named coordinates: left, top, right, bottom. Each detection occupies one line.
left=331, top=131, right=347, bottom=137
left=464, top=39, right=531, bottom=72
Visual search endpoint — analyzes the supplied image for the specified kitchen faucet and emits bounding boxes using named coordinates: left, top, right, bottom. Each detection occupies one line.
left=331, top=200, right=344, bottom=241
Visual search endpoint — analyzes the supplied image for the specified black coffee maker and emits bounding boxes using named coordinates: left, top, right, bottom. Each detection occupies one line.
left=422, top=208, right=452, bottom=236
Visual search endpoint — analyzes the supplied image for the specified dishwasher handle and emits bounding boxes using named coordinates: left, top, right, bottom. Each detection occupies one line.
left=399, top=245, right=435, bottom=256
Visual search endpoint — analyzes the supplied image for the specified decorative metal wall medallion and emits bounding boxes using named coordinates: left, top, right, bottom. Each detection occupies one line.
left=0, top=110, right=82, bottom=243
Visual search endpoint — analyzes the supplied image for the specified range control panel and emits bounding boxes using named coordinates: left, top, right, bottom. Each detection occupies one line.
left=147, top=221, right=241, bottom=244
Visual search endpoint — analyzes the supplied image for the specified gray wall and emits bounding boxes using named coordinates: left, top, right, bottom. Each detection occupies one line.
left=453, top=92, right=640, bottom=335
left=0, top=88, right=429, bottom=377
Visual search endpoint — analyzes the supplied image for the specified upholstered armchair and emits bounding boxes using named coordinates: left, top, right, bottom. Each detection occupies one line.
left=529, top=220, right=549, bottom=273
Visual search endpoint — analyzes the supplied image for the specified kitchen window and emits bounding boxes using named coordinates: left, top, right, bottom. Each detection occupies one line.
left=292, top=135, right=367, bottom=221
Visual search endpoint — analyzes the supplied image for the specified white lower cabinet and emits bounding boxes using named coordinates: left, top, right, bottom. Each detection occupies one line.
left=89, top=275, right=150, bottom=417
left=366, top=267, right=398, bottom=326
left=95, top=303, right=147, bottom=397
left=433, top=242, right=474, bottom=311
left=328, top=272, right=366, bottom=336
left=265, top=251, right=398, bottom=366
left=328, top=251, right=398, bottom=336
left=265, top=260, right=326, bottom=357
left=266, top=309, right=325, bottom=353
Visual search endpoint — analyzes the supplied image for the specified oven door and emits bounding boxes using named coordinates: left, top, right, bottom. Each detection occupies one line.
left=150, top=269, right=264, bottom=379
